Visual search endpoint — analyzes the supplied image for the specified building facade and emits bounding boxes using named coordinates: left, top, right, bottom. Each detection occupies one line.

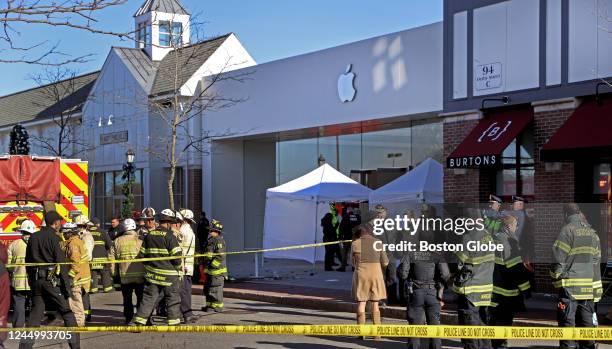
left=443, top=0, right=612, bottom=290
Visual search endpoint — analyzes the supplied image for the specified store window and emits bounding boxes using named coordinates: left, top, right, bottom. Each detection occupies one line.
left=495, top=128, right=535, bottom=199
left=90, top=169, right=144, bottom=224
left=275, top=120, right=443, bottom=187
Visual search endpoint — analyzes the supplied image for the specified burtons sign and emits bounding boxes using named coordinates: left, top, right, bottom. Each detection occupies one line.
left=447, top=155, right=498, bottom=169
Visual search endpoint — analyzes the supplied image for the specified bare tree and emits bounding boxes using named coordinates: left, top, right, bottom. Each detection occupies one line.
left=146, top=25, right=252, bottom=210
left=28, top=67, right=95, bottom=157
left=1, top=0, right=129, bottom=65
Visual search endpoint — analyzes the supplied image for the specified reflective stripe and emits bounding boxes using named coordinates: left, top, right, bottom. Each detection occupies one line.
left=103, top=286, right=113, bottom=292
left=170, top=247, right=182, bottom=255
left=68, top=270, right=77, bottom=277
left=143, top=248, right=169, bottom=255
left=168, top=319, right=181, bottom=326
left=493, top=286, right=520, bottom=297
left=553, top=240, right=571, bottom=254
left=456, top=252, right=495, bottom=265
left=208, top=302, right=224, bottom=308
left=518, top=281, right=531, bottom=291
left=553, top=278, right=594, bottom=288
left=453, top=284, right=493, bottom=295
left=568, top=246, right=599, bottom=256
left=206, top=267, right=227, bottom=276
left=505, top=256, right=522, bottom=268
left=94, top=241, right=105, bottom=246
left=145, top=264, right=179, bottom=276
left=211, top=260, right=221, bottom=267
left=133, top=316, right=147, bottom=325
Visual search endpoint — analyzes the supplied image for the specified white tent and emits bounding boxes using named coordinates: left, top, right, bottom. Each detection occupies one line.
left=369, top=158, right=444, bottom=206
left=263, top=164, right=372, bottom=263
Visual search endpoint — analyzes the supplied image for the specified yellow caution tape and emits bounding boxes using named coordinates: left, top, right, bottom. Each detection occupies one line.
left=0, top=325, right=611, bottom=340
left=5, top=240, right=352, bottom=268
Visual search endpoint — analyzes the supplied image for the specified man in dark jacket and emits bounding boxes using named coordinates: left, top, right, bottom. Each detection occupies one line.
left=0, top=243, right=10, bottom=349
left=19, top=211, right=80, bottom=349
left=337, top=207, right=360, bottom=272
left=107, top=217, right=122, bottom=241
left=321, top=211, right=339, bottom=271
left=90, top=222, right=114, bottom=293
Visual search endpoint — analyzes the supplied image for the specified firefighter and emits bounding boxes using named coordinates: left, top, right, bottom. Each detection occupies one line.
left=202, top=219, right=227, bottom=312
left=140, top=207, right=157, bottom=239
left=179, top=209, right=196, bottom=323
left=75, top=215, right=94, bottom=321
left=7, top=219, right=35, bottom=328
left=60, top=222, right=91, bottom=327
left=399, top=227, right=450, bottom=349
left=0, top=242, right=9, bottom=349
left=19, top=211, right=80, bottom=349
left=130, top=209, right=183, bottom=326
left=453, top=209, right=495, bottom=349
left=490, top=215, right=531, bottom=349
left=551, top=203, right=603, bottom=349
left=89, top=219, right=113, bottom=294
left=112, top=219, right=145, bottom=324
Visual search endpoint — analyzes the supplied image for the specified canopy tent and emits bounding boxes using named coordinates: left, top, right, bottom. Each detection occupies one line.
left=263, top=164, right=372, bottom=263
left=369, top=158, right=444, bottom=214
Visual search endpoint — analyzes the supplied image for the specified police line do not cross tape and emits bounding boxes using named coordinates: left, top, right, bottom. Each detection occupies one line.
left=1, top=325, right=611, bottom=340
left=5, top=240, right=353, bottom=268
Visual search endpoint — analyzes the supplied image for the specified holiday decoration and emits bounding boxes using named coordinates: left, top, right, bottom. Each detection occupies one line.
left=9, top=124, right=30, bottom=155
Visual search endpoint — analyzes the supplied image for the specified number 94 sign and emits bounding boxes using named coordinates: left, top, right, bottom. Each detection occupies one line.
left=475, top=62, right=502, bottom=90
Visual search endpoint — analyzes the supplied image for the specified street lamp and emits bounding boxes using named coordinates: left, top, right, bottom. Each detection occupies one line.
left=121, top=149, right=136, bottom=219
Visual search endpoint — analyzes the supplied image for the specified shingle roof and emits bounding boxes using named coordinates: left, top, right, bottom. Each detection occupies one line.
left=0, top=71, right=99, bottom=128
left=134, top=0, right=189, bottom=17
left=150, top=34, right=231, bottom=96
left=113, top=47, right=159, bottom=93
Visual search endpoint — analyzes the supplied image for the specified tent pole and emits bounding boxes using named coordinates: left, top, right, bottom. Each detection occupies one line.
left=313, top=200, right=319, bottom=273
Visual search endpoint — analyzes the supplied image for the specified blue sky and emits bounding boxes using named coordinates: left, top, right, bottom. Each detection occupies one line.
left=0, top=0, right=442, bottom=96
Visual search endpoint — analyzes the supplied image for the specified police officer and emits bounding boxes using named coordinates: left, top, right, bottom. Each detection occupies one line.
left=321, top=207, right=339, bottom=271
left=131, top=209, right=183, bottom=326
left=202, top=219, right=227, bottom=312
left=338, top=207, right=360, bottom=272
left=400, top=228, right=450, bottom=349
left=551, top=203, right=603, bottom=349
left=490, top=215, right=531, bottom=349
left=19, top=211, right=80, bottom=349
left=453, top=208, right=495, bottom=349
left=7, top=220, right=35, bottom=328
left=483, top=195, right=504, bottom=234
left=89, top=219, right=113, bottom=294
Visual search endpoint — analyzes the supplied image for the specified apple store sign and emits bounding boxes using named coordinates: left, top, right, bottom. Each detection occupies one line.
left=338, top=64, right=356, bottom=103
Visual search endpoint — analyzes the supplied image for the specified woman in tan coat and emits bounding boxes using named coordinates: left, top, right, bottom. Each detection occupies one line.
left=351, top=224, right=389, bottom=333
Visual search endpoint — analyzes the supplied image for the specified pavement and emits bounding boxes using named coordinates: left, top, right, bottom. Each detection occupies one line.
left=5, top=292, right=608, bottom=349
left=205, top=256, right=612, bottom=327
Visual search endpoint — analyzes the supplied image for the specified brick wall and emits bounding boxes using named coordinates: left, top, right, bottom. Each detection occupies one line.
left=443, top=117, right=489, bottom=203
left=531, top=106, right=576, bottom=292
left=187, top=168, right=202, bottom=215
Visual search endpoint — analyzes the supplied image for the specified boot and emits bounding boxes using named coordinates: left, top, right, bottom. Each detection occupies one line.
left=356, top=312, right=366, bottom=340
left=372, top=311, right=382, bottom=340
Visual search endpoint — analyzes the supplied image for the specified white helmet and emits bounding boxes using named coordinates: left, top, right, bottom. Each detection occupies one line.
left=179, top=209, right=195, bottom=222
left=74, top=214, right=89, bottom=226
left=19, top=219, right=37, bottom=234
left=61, top=222, right=78, bottom=232
left=158, top=209, right=176, bottom=222
left=175, top=211, right=184, bottom=222
left=142, top=207, right=156, bottom=220
left=123, top=218, right=136, bottom=231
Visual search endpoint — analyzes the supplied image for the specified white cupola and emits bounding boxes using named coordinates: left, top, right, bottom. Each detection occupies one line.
left=134, top=0, right=191, bottom=61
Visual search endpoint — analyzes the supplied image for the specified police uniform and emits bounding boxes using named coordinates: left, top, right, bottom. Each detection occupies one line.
left=19, top=211, right=80, bottom=349
left=132, top=211, right=183, bottom=326
left=551, top=208, right=603, bottom=349
left=203, top=219, right=227, bottom=312
left=399, top=230, right=450, bottom=349
left=89, top=225, right=113, bottom=293
left=490, top=224, right=531, bottom=349
left=453, top=225, right=495, bottom=349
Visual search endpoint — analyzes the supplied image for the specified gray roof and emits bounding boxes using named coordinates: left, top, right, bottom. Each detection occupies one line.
left=0, top=71, right=99, bottom=128
left=134, top=0, right=189, bottom=17
left=113, top=47, right=159, bottom=92
left=150, top=34, right=231, bottom=96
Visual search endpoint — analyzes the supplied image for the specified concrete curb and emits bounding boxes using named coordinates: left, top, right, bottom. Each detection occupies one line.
left=192, top=284, right=556, bottom=327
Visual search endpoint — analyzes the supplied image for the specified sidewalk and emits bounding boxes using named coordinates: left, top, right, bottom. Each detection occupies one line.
left=193, top=257, right=612, bottom=327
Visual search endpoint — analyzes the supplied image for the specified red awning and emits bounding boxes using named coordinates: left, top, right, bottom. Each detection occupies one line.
left=541, top=98, right=612, bottom=161
left=447, top=108, right=533, bottom=168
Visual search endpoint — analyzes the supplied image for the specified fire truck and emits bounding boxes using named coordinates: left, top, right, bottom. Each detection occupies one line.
left=0, top=155, right=89, bottom=245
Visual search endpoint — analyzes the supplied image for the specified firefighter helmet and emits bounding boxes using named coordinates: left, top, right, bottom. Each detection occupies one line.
left=175, top=211, right=184, bottom=222
left=19, top=219, right=37, bottom=234
left=123, top=218, right=136, bottom=231
left=74, top=214, right=89, bottom=226
left=209, top=219, right=223, bottom=233
left=158, top=209, right=176, bottom=223
left=61, top=222, right=78, bottom=233
left=141, top=207, right=156, bottom=220
left=179, top=209, right=195, bottom=223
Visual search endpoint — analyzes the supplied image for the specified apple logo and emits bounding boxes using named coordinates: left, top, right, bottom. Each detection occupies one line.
left=337, top=64, right=356, bottom=103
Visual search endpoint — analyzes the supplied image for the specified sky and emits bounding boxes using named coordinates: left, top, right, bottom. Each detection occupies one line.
left=0, top=0, right=442, bottom=96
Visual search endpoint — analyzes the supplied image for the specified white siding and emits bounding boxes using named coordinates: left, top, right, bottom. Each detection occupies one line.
left=453, top=11, right=468, bottom=99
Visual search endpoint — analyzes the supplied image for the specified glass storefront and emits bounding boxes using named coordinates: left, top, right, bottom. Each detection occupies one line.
left=90, top=169, right=144, bottom=224
left=495, top=127, right=535, bottom=199
left=276, top=119, right=443, bottom=186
